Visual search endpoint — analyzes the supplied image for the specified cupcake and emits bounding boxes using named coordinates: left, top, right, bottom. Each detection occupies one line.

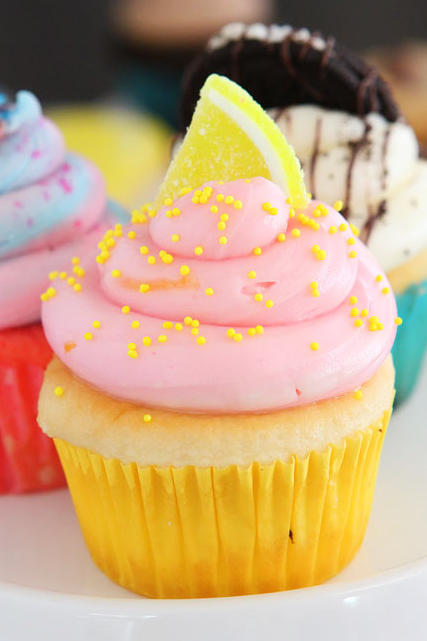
left=0, top=89, right=127, bottom=494
left=179, top=23, right=427, bottom=405
left=38, top=74, right=397, bottom=598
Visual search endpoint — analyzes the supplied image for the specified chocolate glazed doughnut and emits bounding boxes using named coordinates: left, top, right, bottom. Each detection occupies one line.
left=179, top=24, right=401, bottom=131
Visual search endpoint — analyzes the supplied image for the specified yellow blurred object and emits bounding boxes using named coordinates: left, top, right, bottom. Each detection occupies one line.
left=47, top=104, right=172, bottom=208
left=54, top=408, right=390, bottom=599
left=156, top=74, right=308, bottom=209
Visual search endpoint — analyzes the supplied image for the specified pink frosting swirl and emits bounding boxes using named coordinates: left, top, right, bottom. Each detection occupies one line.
left=42, top=177, right=397, bottom=413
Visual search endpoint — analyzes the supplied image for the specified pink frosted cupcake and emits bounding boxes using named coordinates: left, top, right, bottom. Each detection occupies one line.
left=0, top=89, right=127, bottom=493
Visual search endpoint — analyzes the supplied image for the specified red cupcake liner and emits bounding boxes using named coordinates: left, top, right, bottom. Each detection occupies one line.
left=0, top=324, right=65, bottom=494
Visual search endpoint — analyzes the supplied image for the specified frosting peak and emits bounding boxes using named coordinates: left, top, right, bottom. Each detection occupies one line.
left=42, top=178, right=397, bottom=413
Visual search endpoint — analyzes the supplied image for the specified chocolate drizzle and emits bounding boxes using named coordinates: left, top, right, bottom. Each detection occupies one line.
left=342, top=121, right=372, bottom=223
left=362, top=125, right=391, bottom=242
left=309, top=118, right=322, bottom=199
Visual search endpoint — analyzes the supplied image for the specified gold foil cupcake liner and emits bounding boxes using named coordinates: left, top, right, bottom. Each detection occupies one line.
left=54, top=407, right=391, bottom=598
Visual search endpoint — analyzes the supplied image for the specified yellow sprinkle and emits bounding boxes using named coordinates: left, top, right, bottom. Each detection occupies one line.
left=84, top=332, right=93, bottom=340
left=163, top=321, right=173, bottom=329
left=140, top=246, right=149, bottom=255
left=377, top=322, right=384, bottom=330
left=71, top=257, right=80, bottom=265
left=369, top=324, right=378, bottom=332
left=269, top=207, right=278, bottom=216
left=277, top=233, right=286, bottom=242
left=175, top=323, right=183, bottom=331
left=292, top=229, right=301, bottom=238
left=350, top=224, right=360, bottom=237
left=210, top=205, right=218, bottom=213
left=333, top=200, right=343, bottom=211
left=191, top=327, right=199, bottom=336
left=131, top=321, right=140, bottom=329
left=46, top=287, right=56, bottom=297
left=165, top=210, right=173, bottom=218
left=142, top=336, right=151, bottom=346
left=127, top=342, right=137, bottom=350
left=253, top=247, right=262, bottom=255
left=312, top=289, right=320, bottom=297
left=220, top=213, right=228, bottom=222
left=96, top=255, right=105, bottom=264
left=226, top=328, right=235, bottom=338
left=354, top=390, right=363, bottom=400
left=194, top=246, right=204, bottom=256
left=128, top=230, right=136, bottom=239
left=112, top=269, right=121, bottom=278
left=148, top=256, right=156, bottom=265
left=73, top=284, right=82, bottom=292
left=262, top=202, right=272, bottom=211
left=351, top=307, right=360, bottom=317
left=225, top=196, right=234, bottom=205
left=158, top=335, right=167, bottom=343
left=54, top=386, right=64, bottom=397
left=172, top=208, right=181, bottom=216
left=248, top=270, right=257, bottom=279
left=59, top=272, right=67, bottom=279
left=122, top=306, right=130, bottom=314
left=375, top=274, right=383, bottom=283
left=180, top=265, right=190, bottom=276
left=143, top=414, right=152, bottom=422
left=164, top=197, right=173, bottom=206
left=339, top=224, right=348, bottom=232
left=216, top=194, right=224, bottom=202
left=254, top=293, right=263, bottom=302
left=286, top=197, right=292, bottom=204
left=310, top=342, right=319, bottom=351
left=199, top=195, right=208, bottom=204
left=255, top=325, right=264, bottom=334
left=354, top=319, right=363, bottom=327
left=382, top=287, right=390, bottom=295
left=312, top=244, right=320, bottom=253
left=233, top=200, right=243, bottom=209
left=92, top=321, right=101, bottom=329
left=347, top=237, right=356, bottom=245
left=67, top=277, right=75, bottom=286
left=184, top=316, right=193, bottom=325
left=197, top=336, right=206, bottom=345
left=233, top=333, right=243, bottom=342
left=395, top=317, right=403, bottom=325
left=48, top=271, right=58, bottom=281
left=105, top=238, right=115, bottom=248
left=316, top=250, right=326, bottom=260
left=40, top=292, right=48, bottom=301
left=289, top=208, right=295, bottom=218
left=361, top=309, right=369, bottom=317
left=350, top=296, right=358, bottom=305
left=194, top=190, right=202, bottom=197
left=205, top=287, right=214, bottom=296
left=219, top=236, right=228, bottom=244
left=217, top=221, right=226, bottom=231
left=349, top=251, right=357, bottom=258
left=248, top=328, right=256, bottom=336
left=265, top=299, right=274, bottom=308
left=370, top=316, right=380, bottom=324
left=329, top=226, right=337, bottom=234
left=310, top=281, right=318, bottom=289
left=139, top=284, right=150, bottom=293
left=171, top=234, right=180, bottom=242
left=191, top=320, right=199, bottom=327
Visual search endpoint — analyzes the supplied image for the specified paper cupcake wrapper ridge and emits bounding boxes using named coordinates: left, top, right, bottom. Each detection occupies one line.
left=54, top=406, right=391, bottom=598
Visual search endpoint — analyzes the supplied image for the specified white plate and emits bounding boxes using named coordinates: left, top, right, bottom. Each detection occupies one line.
left=1, top=363, right=427, bottom=641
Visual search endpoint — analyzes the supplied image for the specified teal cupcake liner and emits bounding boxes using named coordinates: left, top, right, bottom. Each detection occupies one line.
left=393, top=279, right=427, bottom=406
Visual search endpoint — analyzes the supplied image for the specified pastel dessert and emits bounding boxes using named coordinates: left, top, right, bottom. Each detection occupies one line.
left=180, top=23, right=427, bottom=405
left=38, top=75, right=398, bottom=598
left=0, top=89, right=127, bottom=494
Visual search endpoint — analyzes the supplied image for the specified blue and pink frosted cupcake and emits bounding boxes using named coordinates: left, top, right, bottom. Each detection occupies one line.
left=0, top=89, right=126, bottom=493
